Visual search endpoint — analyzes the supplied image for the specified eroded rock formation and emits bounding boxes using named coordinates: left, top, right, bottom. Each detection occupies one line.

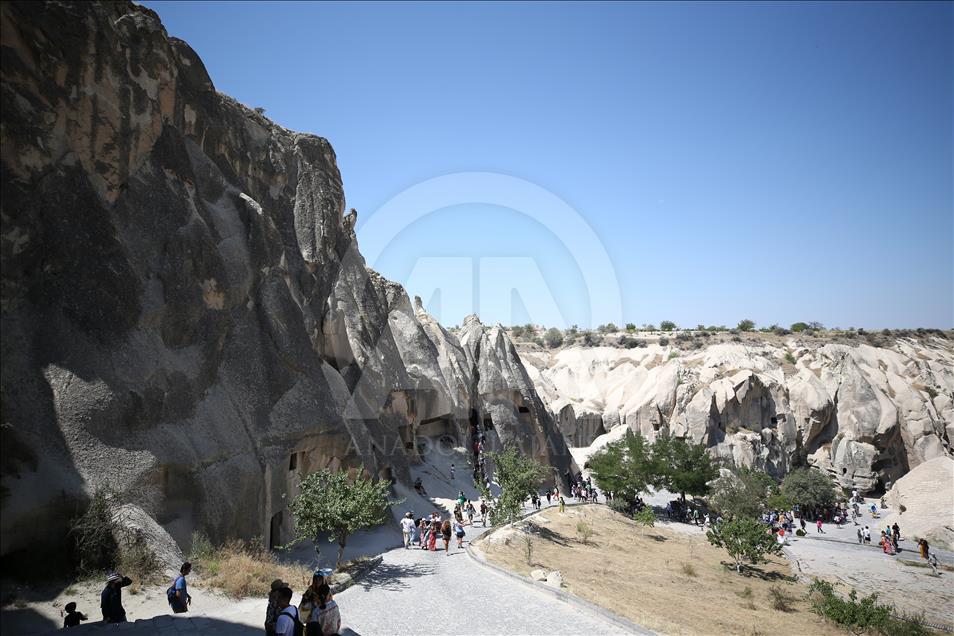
left=0, top=0, right=575, bottom=564
left=522, top=337, right=953, bottom=493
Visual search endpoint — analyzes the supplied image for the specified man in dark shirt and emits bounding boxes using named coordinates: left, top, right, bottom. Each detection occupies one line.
left=101, top=572, right=132, bottom=623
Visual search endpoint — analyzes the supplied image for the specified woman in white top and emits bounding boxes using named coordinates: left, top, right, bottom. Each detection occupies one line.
left=313, top=583, right=341, bottom=636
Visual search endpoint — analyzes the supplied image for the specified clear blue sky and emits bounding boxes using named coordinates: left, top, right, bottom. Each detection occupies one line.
left=145, top=1, right=952, bottom=329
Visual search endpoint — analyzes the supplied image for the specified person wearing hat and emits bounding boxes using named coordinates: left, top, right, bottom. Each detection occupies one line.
left=400, top=512, right=416, bottom=549
left=265, top=578, right=288, bottom=636
left=100, top=572, right=132, bottom=623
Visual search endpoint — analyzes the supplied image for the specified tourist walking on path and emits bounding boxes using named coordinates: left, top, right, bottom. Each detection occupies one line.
left=863, top=526, right=871, bottom=544
left=918, top=538, right=930, bottom=560
left=559, top=496, right=565, bottom=513
left=169, top=562, right=192, bottom=613
left=441, top=520, right=453, bottom=555
left=401, top=512, right=416, bottom=549
left=63, top=602, right=87, bottom=628
left=450, top=463, right=456, bottom=480
left=313, top=583, right=341, bottom=636
left=546, top=490, right=552, bottom=505
left=465, top=501, right=475, bottom=525
left=480, top=500, right=489, bottom=527
left=816, top=517, right=825, bottom=534
left=857, top=528, right=863, bottom=544
left=274, top=587, right=301, bottom=636
left=454, top=518, right=466, bottom=548
left=264, top=578, right=288, bottom=636
left=429, top=519, right=439, bottom=551
left=101, top=572, right=132, bottom=623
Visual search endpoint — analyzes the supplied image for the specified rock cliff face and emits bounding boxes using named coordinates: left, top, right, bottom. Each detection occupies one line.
left=0, top=0, right=575, bottom=564
left=519, top=335, right=953, bottom=494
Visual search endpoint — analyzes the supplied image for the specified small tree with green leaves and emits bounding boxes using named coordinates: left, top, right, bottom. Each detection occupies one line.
left=625, top=323, right=636, bottom=332
left=651, top=433, right=719, bottom=502
left=487, top=446, right=548, bottom=525
left=706, top=516, right=782, bottom=573
left=633, top=507, right=656, bottom=536
left=780, top=468, right=836, bottom=516
left=288, top=468, right=395, bottom=568
left=660, top=320, right=677, bottom=331
left=737, top=319, right=756, bottom=332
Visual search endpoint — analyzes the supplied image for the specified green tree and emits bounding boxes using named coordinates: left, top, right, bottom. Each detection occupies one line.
left=633, top=507, right=656, bottom=536
left=790, top=322, right=809, bottom=332
left=543, top=327, right=564, bottom=348
left=288, top=468, right=395, bottom=567
left=708, top=467, right=775, bottom=519
left=625, top=323, right=637, bottom=332
left=651, top=433, right=719, bottom=502
left=706, top=516, right=782, bottom=573
left=588, top=430, right=653, bottom=509
left=488, top=446, right=548, bottom=525
left=660, top=320, right=677, bottom=331
left=780, top=468, right=836, bottom=513
left=737, top=319, right=756, bottom=332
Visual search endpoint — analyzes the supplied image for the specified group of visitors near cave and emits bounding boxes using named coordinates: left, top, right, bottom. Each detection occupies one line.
left=64, top=562, right=342, bottom=635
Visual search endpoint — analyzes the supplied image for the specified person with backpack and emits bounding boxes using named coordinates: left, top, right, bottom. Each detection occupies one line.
left=265, top=578, right=288, bottom=636
left=167, top=562, right=192, bottom=613
left=479, top=500, right=489, bottom=527
left=313, top=583, right=340, bottom=636
left=275, top=587, right=303, bottom=636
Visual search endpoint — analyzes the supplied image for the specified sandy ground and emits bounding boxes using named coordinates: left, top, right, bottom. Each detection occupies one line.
left=479, top=505, right=843, bottom=636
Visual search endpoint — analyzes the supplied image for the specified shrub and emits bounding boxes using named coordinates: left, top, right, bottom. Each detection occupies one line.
left=582, top=331, right=600, bottom=347
left=191, top=536, right=310, bottom=598
left=576, top=521, right=594, bottom=545
left=737, top=319, right=755, bottom=332
left=660, top=320, right=677, bottom=331
left=807, top=579, right=894, bottom=633
left=707, top=517, right=782, bottom=573
left=668, top=351, right=679, bottom=360
left=643, top=324, right=656, bottom=331
left=625, top=323, right=636, bottom=332
left=543, top=327, right=564, bottom=348
left=791, top=322, right=809, bottom=332
left=681, top=562, right=697, bottom=577
left=70, top=488, right=120, bottom=574
left=598, top=323, right=618, bottom=333
left=633, top=507, right=656, bottom=535
left=784, top=352, right=796, bottom=364
left=675, top=332, right=691, bottom=342
left=769, top=585, right=793, bottom=612
left=619, top=336, right=640, bottom=349
left=658, top=337, right=670, bottom=346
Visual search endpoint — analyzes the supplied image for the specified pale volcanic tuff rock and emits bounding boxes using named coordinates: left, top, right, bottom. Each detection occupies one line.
left=521, top=337, right=953, bottom=493
left=0, top=0, right=575, bottom=565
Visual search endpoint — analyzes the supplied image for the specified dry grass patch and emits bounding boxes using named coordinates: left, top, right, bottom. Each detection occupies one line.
left=479, top=506, right=843, bottom=636
left=189, top=534, right=311, bottom=598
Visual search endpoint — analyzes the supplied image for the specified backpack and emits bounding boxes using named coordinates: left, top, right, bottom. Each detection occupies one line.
left=280, top=606, right=305, bottom=636
left=166, top=576, right=182, bottom=606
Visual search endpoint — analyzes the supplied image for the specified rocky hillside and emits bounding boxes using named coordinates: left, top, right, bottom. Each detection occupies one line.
left=517, top=331, right=953, bottom=494
left=0, top=1, right=576, bottom=566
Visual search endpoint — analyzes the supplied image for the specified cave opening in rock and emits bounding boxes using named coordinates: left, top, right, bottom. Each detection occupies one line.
left=269, top=511, right=283, bottom=549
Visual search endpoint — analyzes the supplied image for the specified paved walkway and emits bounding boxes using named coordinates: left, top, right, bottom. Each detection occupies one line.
left=333, top=513, right=630, bottom=635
